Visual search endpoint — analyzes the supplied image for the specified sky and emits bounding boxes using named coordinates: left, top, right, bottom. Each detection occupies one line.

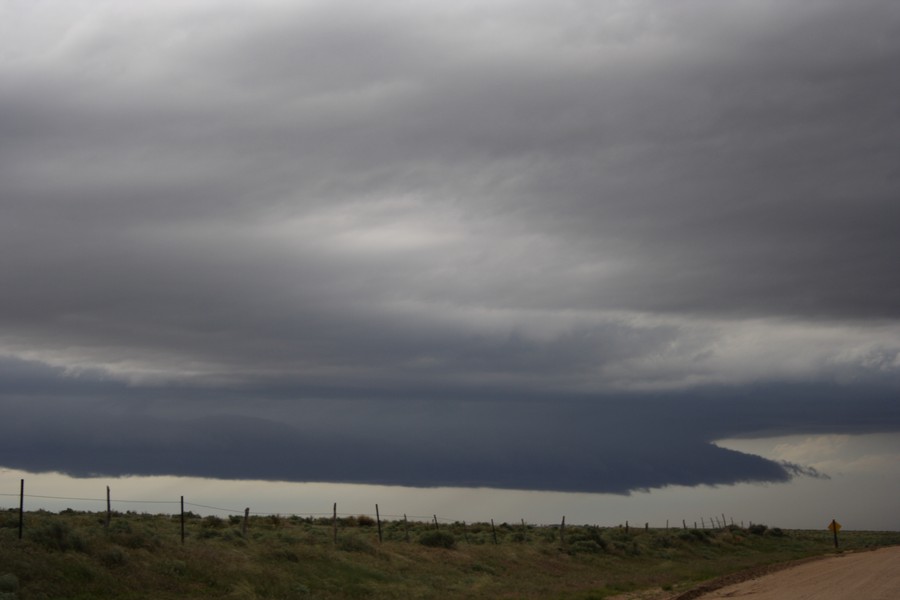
left=1, top=1, right=899, bottom=528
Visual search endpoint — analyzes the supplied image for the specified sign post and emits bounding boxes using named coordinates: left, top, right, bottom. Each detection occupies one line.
left=828, top=519, right=841, bottom=548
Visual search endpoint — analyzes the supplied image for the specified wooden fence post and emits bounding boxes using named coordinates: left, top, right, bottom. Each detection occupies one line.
left=403, top=514, right=410, bottom=542
left=433, top=515, right=439, bottom=530
left=106, top=486, right=111, bottom=529
left=242, top=508, right=249, bottom=537
left=180, top=496, right=185, bottom=545
left=560, top=516, right=566, bottom=544
left=375, top=505, right=383, bottom=544
left=333, top=503, right=338, bottom=544
left=491, top=519, right=498, bottom=545
left=18, top=479, right=24, bottom=540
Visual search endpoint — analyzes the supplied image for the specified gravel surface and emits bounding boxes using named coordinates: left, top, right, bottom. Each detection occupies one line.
left=684, top=546, right=900, bottom=600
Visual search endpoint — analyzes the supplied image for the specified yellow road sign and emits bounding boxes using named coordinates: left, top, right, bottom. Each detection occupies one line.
left=828, top=520, right=842, bottom=532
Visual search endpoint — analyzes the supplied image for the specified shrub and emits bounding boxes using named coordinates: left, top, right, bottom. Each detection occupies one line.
left=568, top=540, right=606, bottom=555
left=747, top=524, right=768, bottom=535
left=566, top=527, right=608, bottom=552
left=770, top=527, right=785, bottom=537
left=509, top=531, right=529, bottom=543
left=356, top=515, right=376, bottom=527
left=678, top=529, right=712, bottom=543
left=202, top=515, right=226, bottom=529
left=652, top=534, right=675, bottom=548
left=29, top=521, right=88, bottom=552
left=419, top=531, right=456, bottom=549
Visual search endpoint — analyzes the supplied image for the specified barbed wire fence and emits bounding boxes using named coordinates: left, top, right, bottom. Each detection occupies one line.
left=1, top=478, right=746, bottom=545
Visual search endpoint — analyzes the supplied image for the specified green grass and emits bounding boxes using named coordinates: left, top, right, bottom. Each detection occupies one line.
left=1, top=509, right=898, bottom=599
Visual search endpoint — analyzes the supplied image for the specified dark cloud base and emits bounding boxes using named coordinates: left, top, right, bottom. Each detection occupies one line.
left=2, top=364, right=896, bottom=494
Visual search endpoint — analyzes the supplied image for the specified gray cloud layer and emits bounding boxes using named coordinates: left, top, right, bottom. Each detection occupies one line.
left=1, top=358, right=896, bottom=492
left=2, top=1, right=899, bottom=491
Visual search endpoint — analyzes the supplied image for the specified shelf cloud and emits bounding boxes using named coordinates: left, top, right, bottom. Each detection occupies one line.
left=2, top=0, right=899, bottom=494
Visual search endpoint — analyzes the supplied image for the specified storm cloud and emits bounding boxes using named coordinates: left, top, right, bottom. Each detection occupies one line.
left=1, top=0, right=899, bottom=493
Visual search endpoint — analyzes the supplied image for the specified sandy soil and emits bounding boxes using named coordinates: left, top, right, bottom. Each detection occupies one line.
left=688, top=545, right=900, bottom=599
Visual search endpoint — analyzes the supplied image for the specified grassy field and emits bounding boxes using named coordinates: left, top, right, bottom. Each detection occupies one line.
left=1, top=509, right=898, bottom=599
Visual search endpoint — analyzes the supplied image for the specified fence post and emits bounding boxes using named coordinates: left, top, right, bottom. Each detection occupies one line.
left=18, top=479, right=24, bottom=540
left=403, top=514, right=410, bottom=543
left=180, top=496, right=185, bottom=545
left=106, top=486, right=111, bottom=529
left=433, top=515, right=439, bottom=531
left=375, top=504, right=383, bottom=544
left=242, top=508, right=249, bottom=537
left=491, top=519, right=498, bottom=545
left=560, top=516, right=566, bottom=544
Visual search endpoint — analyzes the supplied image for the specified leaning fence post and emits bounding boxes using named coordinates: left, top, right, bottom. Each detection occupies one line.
left=433, top=515, right=439, bottom=531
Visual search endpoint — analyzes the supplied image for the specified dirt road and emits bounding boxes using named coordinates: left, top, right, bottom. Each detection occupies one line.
left=691, top=545, right=900, bottom=599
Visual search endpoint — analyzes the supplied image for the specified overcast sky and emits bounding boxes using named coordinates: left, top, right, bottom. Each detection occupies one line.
left=2, top=0, right=899, bottom=512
